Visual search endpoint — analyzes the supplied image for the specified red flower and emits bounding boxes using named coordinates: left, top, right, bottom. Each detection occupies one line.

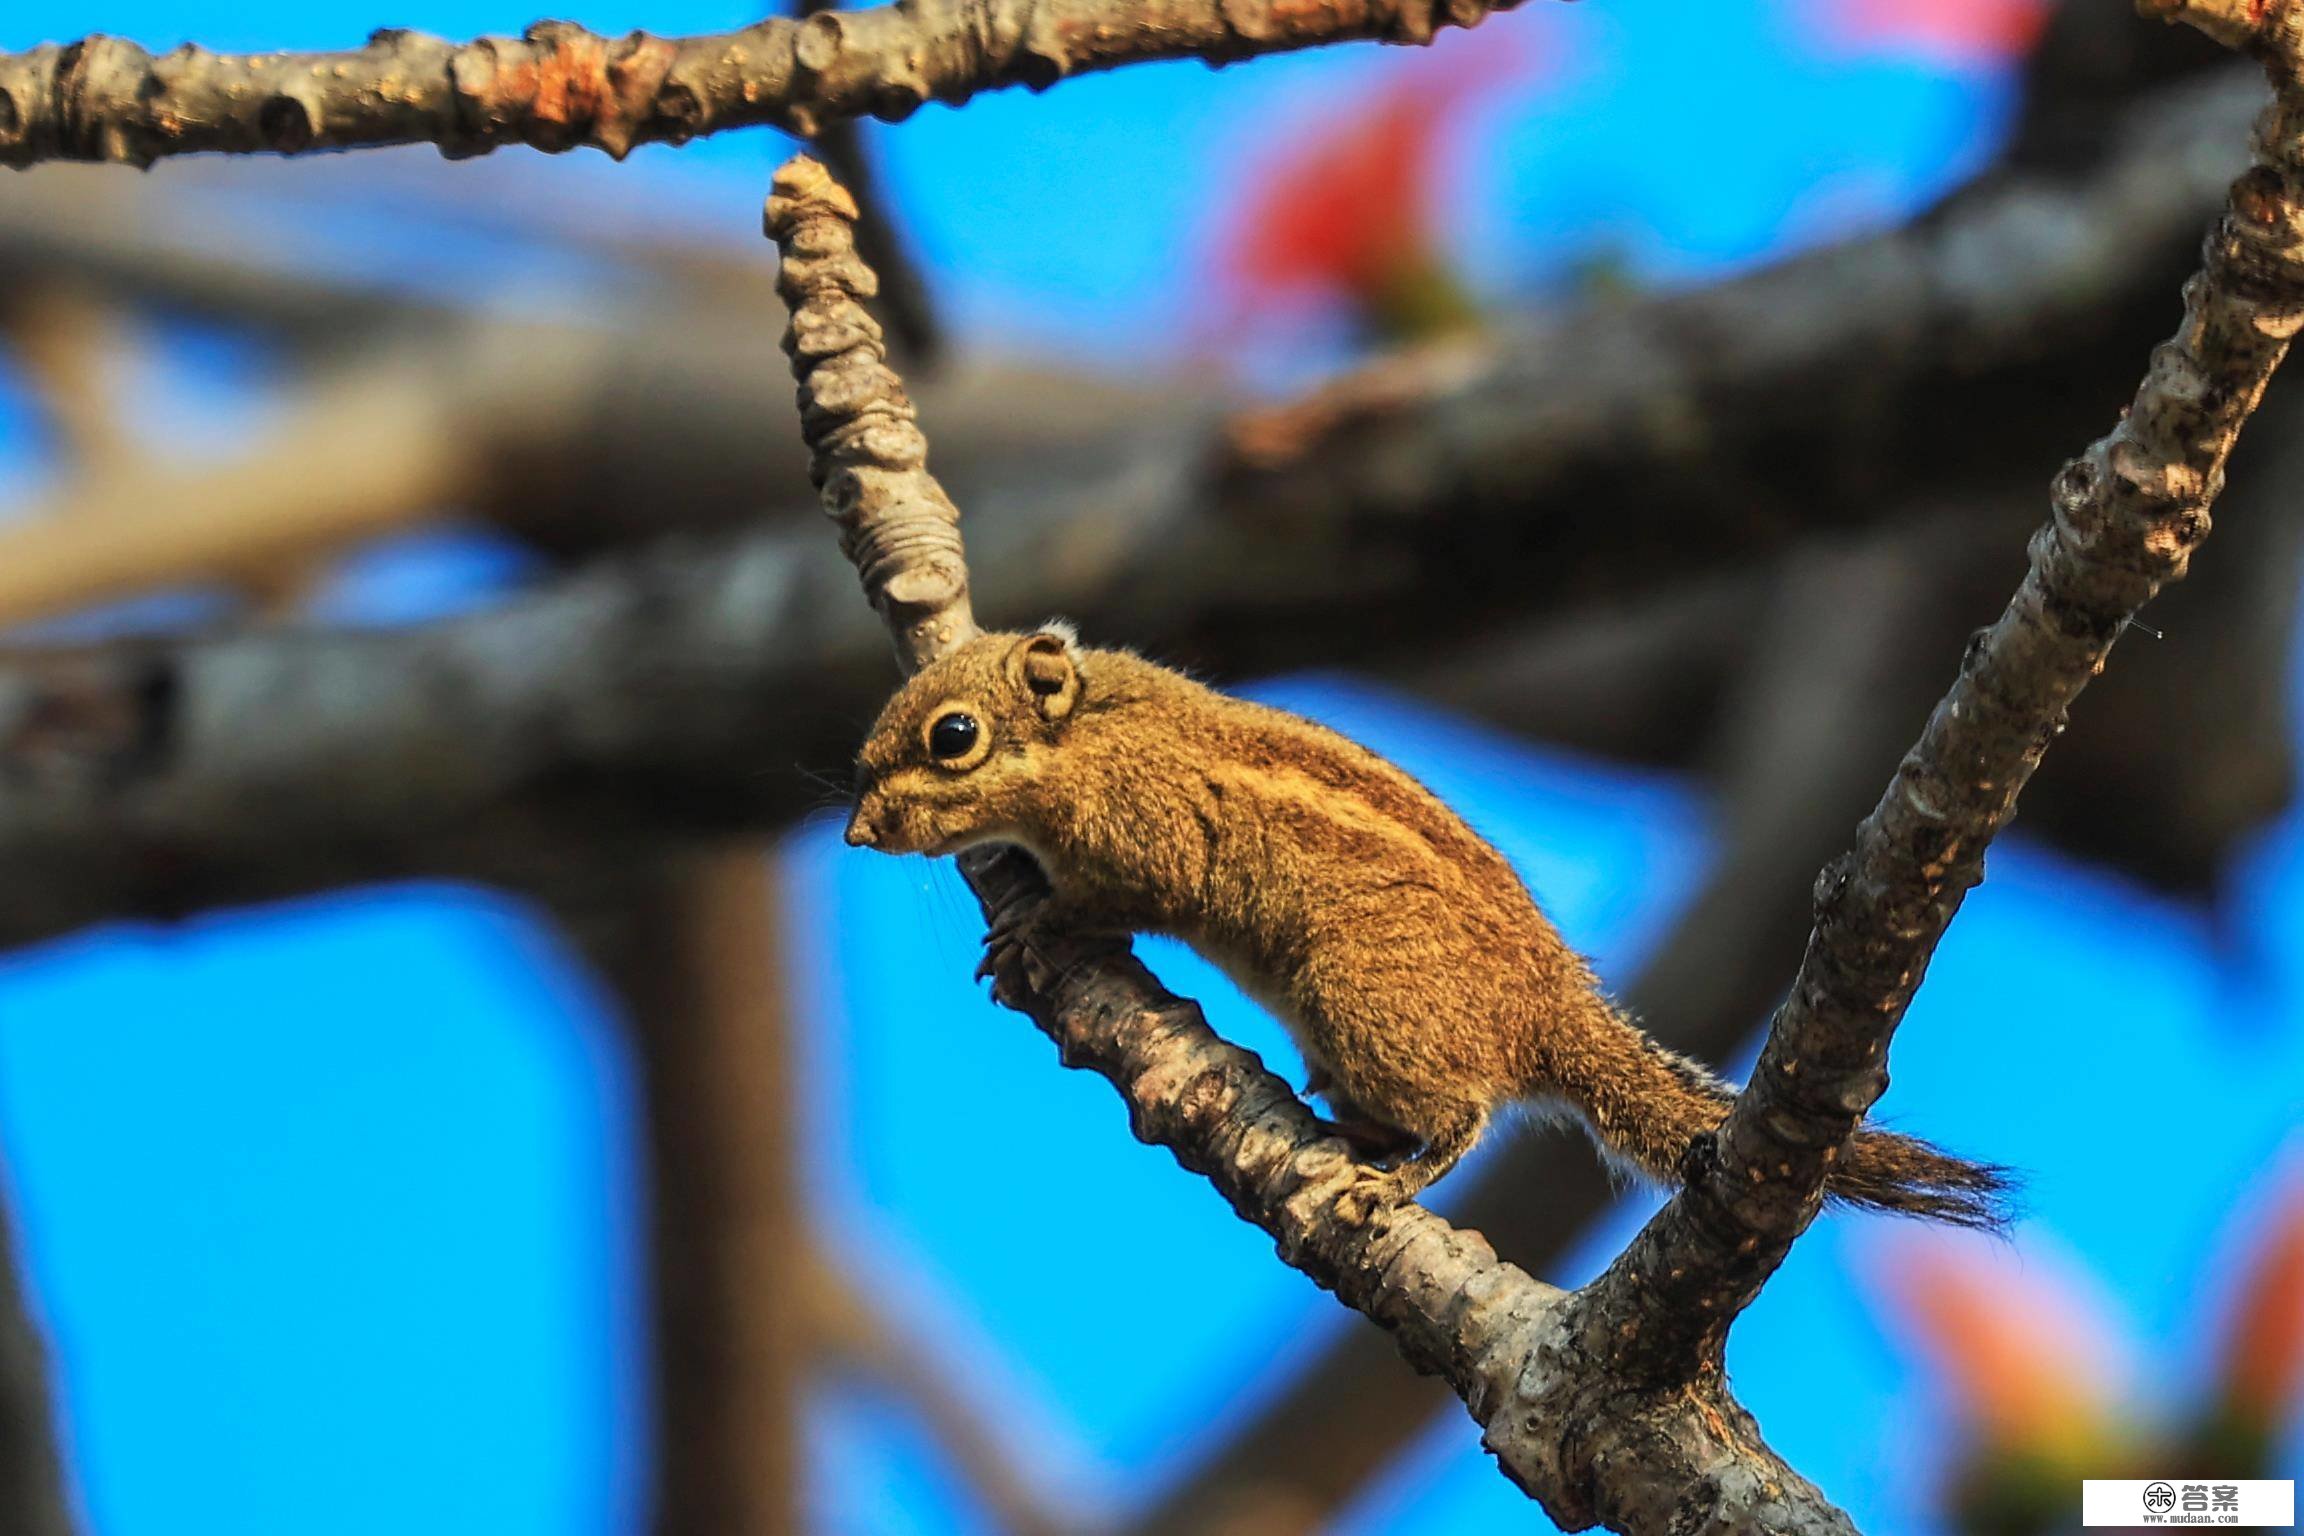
left=1872, top=1236, right=2117, bottom=1455
left=1211, top=35, right=1536, bottom=344
left=1814, top=0, right=2052, bottom=67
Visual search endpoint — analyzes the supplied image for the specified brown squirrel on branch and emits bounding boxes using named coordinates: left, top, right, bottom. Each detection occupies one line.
left=847, top=624, right=2011, bottom=1225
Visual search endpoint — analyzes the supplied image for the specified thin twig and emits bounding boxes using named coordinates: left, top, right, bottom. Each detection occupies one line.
left=769, top=160, right=973, bottom=669
left=0, top=282, right=134, bottom=474
left=0, top=363, right=467, bottom=627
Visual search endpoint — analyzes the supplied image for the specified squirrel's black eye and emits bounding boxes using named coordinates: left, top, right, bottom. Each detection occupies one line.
left=928, top=712, right=980, bottom=761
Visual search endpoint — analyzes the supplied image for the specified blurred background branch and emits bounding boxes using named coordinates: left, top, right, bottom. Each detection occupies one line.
left=0, top=1202, right=73, bottom=1536
left=542, top=848, right=813, bottom=1536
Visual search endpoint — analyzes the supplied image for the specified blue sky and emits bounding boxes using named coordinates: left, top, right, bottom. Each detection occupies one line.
left=0, top=0, right=2296, bottom=1532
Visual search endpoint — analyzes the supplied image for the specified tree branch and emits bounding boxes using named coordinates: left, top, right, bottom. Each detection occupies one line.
left=0, top=361, right=470, bottom=626
left=0, top=280, right=135, bottom=474
left=1211, top=63, right=2259, bottom=644
left=797, top=0, right=943, bottom=365
left=0, top=0, right=1527, bottom=170
left=1578, top=0, right=2304, bottom=1386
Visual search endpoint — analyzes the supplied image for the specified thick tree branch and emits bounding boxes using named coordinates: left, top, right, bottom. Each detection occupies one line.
left=0, top=31, right=2254, bottom=1532
left=0, top=68, right=2256, bottom=916
left=0, top=0, right=1526, bottom=170
left=1209, top=65, right=2259, bottom=645
left=0, top=362, right=470, bottom=626
left=0, top=6, right=2267, bottom=1529
left=1579, top=0, right=2304, bottom=1386
left=767, top=152, right=1856, bottom=1535
left=0, top=413, right=2286, bottom=960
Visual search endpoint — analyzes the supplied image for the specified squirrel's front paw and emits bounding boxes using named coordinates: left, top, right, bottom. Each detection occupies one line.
left=977, top=907, right=1130, bottom=1004
left=974, top=917, right=1019, bottom=983
left=974, top=915, right=1033, bottom=998
left=976, top=911, right=1070, bottom=1004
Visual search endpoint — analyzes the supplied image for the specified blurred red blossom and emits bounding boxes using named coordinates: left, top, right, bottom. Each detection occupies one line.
left=1206, top=33, right=1540, bottom=349
left=2216, top=1179, right=2304, bottom=1430
left=1867, top=1163, right=2304, bottom=1535
left=1873, top=1236, right=2121, bottom=1458
left=1811, top=0, right=2052, bottom=67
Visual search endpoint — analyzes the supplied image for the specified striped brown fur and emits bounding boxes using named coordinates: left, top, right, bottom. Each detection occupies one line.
left=849, top=629, right=2010, bottom=1224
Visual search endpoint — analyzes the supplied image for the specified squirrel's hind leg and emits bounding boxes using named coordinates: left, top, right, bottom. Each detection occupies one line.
left=1385, top=1102, right=1486, bottom=1200
left=1330, top=1101, right=1487, bottom=1220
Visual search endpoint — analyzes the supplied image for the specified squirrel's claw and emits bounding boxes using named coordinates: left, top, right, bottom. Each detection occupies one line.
left=1330, top=1168, right=1410, bottom=1226
left=977, top=910, right=1059, bottom=1004
left=976, top=918, right=1026, bottom=989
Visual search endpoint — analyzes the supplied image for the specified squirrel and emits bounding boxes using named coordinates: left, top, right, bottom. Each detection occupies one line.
left=846, top=624, right=2010, bottom=1225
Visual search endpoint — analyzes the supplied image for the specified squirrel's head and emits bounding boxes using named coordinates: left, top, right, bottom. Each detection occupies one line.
left=846, top=624, right=1084, bottom=857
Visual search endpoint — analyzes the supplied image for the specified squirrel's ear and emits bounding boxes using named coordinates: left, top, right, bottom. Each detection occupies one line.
left=1006, top=629, right=1080, bottom=721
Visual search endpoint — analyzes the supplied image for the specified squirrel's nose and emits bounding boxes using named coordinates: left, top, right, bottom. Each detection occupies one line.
left=844, top=809, right=878, bottom=848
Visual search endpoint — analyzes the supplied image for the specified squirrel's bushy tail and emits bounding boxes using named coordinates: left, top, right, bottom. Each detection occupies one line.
left=1555, top=1007, right=2014, bottom=1229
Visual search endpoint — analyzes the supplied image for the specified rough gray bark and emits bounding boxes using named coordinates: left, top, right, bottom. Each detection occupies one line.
left=0, top=0, right=1524, bottom=168
left=0, top=0, right=2285, bottom=1529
